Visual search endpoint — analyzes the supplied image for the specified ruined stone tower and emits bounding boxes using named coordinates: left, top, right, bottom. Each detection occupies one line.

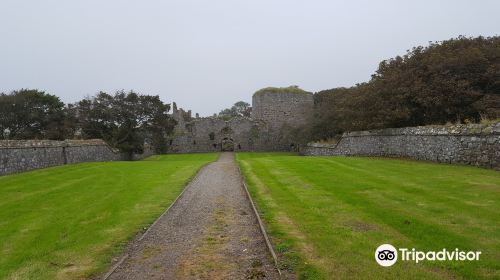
left=251, top=86, right=314, bottom=150
left=169, top=86, right=314, bottom=153
left=251, top=86, right=314, bottom=130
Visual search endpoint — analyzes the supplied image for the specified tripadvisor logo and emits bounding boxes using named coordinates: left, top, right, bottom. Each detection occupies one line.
left=375, top=244, right=481, bottom=267
left=375, top=244, right=398, bottom=267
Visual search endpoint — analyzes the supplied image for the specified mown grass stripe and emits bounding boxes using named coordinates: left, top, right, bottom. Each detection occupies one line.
left=0, top=153, right=218, bottom=280
left=237, top=153, right=500, bottom=280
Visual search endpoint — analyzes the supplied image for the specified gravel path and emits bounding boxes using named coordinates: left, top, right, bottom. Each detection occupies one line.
left=106, top=152, right=280, bottom=280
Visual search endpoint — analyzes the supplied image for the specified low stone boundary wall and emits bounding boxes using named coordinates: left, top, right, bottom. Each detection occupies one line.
left=301, top=123, right=500, bottom=170
left=0, top=139, right=153, bottom=176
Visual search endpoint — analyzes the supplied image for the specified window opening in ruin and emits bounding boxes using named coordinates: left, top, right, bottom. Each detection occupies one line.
left=221, top=126, right=233, bottom=134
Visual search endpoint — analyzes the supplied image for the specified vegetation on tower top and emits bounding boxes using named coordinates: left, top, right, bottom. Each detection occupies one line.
left=253, top=85, right=311, bottom=96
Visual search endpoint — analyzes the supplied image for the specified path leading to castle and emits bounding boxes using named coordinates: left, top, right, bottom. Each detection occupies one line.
left=107, top=152, right=280, bottom=280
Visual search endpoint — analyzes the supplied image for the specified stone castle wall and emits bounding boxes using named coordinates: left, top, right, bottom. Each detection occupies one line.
left=168, top=89, right=315, bottom=153
left=251, top=90, right=314, bottom=151
left=252, top=91, right=314, bottom=130
left=169, top=116, right=271, bottom=153
left=301, top=123, right=500, bottom=170
left=0, top=139, right=153, bottom=176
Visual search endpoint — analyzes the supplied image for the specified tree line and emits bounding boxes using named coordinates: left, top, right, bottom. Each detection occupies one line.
left=0, top=90, right=176, bottom=157
left=312, top=36, right=500, bottom=140
left=2, top=36, right=498, bottom=148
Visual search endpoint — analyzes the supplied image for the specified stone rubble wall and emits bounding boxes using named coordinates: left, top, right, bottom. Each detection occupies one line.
left=251, top=91, right=314, bottom=130
left=131, top=147, right=155, bottom=161
left=251, top=91, right=314, bottom=151
left=0, top=139, right=153, bottom=176
left=168, top=117, right=272, bottom=153
left=168, top=90, right=315, bottom=153
left=301, top=123, right=500, bottom=170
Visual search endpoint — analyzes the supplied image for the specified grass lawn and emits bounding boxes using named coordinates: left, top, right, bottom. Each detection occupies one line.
left=0, top=153, right=217, bottom=280
left=237, top=153, right=500, bottom=280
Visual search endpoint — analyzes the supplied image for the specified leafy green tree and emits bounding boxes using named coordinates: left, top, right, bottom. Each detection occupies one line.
left=0, top=89, right=67, bottom=140
left=233, top=101, right=251, bottom=117
left=367, top=36, right=499, bottom=126
left=75, top=90, right=176, bottom=157
left=218, top=101, right=251, bottom=120
left=313, top=36, right=500, bottom=140
left=139, top=94, right=177, bottom=154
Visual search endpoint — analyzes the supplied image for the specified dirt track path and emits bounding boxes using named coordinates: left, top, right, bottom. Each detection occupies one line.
left=106, top=152, right=280, bottom=280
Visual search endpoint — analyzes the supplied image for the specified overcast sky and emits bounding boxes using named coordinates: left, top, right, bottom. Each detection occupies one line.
left=1, top=0, right=499, bottom=116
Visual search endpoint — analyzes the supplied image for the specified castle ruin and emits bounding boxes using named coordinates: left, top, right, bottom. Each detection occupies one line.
left=168, top=87, right=314, bottom=153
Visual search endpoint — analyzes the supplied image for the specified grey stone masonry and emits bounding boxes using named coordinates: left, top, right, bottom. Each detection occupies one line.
left=301, top=122, right=500, bottom=170
left=0, top=139, right=153, bottom=176
left=251, top=90, right=313, bottom=131
left=168, top=88, right=315, bottom=153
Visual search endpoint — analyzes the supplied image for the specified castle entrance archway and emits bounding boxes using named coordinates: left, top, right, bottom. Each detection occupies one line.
left=221, top=138, right=235, bottom=152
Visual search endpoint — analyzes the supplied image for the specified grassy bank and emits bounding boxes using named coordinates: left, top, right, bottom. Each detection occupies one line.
left=237, top=153, right=500, bottom=279
left=0, top=153, right=217, bottom=279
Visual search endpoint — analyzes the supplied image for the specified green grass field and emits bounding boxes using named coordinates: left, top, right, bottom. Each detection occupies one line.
left=237, top=153, right=500, bottom=280
left=0, top=153, right=217, bottom=280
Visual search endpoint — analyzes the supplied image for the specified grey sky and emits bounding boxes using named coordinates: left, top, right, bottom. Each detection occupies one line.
left=1, top=0, right=499, bottom=116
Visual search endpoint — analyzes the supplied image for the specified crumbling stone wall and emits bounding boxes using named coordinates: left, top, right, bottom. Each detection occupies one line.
left=0, top=139, right=152, bottom=176
left=169, top=88, right=315, bottom=153
left=301, top=123, right=500, bottom=170
left=169, top=110, right=271, bottom=153
left=252, top=90, right=313, bottom=130
left=251, top=90, right=314, bottom=151
left=169, top=101, right=271, bottom=153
